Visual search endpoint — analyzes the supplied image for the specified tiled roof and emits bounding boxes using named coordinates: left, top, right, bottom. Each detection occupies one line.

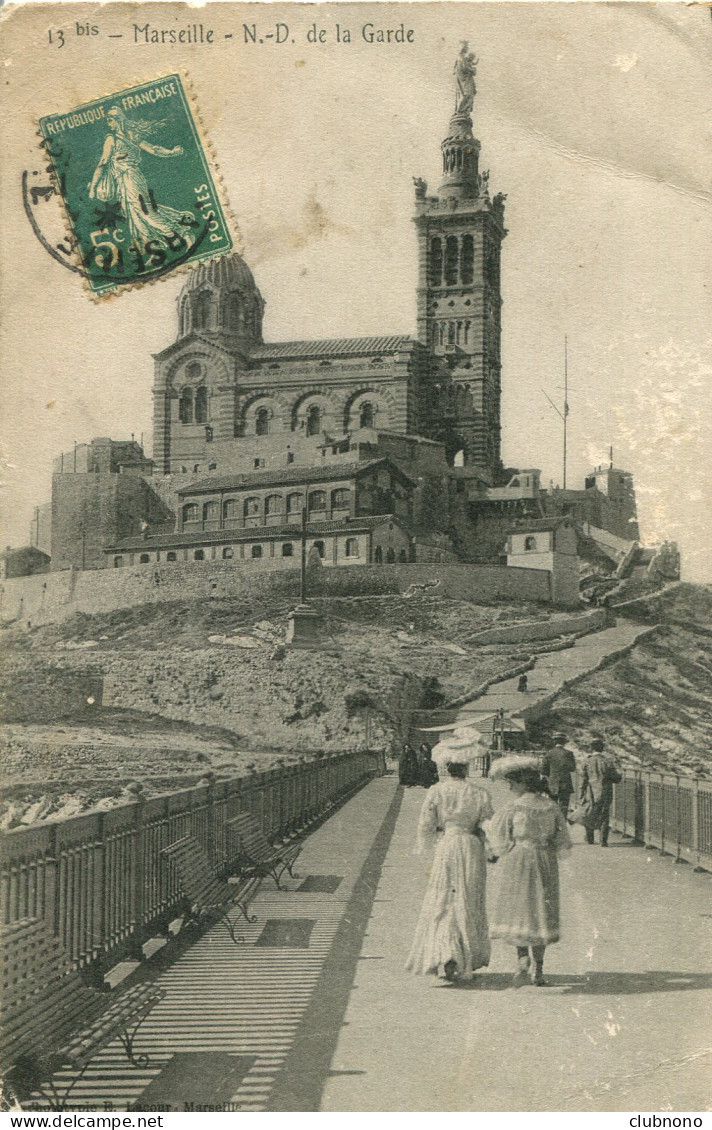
left=250, top=335, right=415, bottom=361
left=106, top=514, right=408, bottom=552
left=506, top=517, right=572, bottom=533
left=178, top=458, right=415, bottom=495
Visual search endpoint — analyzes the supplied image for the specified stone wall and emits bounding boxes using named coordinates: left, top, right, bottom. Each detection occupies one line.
left=0, top=559, right=555, bottom=628
left=469, top=608, right=607, bottom=646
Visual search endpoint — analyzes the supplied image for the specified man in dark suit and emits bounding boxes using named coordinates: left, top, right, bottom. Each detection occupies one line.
left=541, top=734, right=577, bottom=818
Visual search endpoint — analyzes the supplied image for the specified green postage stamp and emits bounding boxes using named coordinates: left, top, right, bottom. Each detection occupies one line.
left=39, top=75, right=233, bottom=296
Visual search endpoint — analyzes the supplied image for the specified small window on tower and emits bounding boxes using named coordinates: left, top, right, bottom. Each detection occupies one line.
left=461, top=235, right=474, bottom=285
left=429, top=238, right=443, bottom=287
left=445, top=236, right=459, bottom=286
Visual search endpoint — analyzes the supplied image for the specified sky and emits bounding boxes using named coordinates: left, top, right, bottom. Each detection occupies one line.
left=1, top=2, right=711, bottom=578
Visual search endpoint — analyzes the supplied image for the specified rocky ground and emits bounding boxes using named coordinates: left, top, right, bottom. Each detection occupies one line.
left=0, top=594, right=557, bottom=825
left=1, top=583, right=710, bottom=826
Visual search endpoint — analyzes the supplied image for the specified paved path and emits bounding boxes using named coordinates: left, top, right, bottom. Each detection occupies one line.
left=451, top=620, right=655, bottom=729
left=322, top=779, right=712, bottom=1112
left=42, top=773, right=711, bottom=1113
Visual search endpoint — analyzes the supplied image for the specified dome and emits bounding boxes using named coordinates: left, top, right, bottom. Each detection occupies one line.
left=181, top=252, right=258, bottom=295
left=177, top=252, right=264, bottom=343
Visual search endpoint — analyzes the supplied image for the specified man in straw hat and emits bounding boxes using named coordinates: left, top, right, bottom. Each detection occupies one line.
left=405, top=727, right=494, bottom=983
left=488, top=755, right=571, bottom=986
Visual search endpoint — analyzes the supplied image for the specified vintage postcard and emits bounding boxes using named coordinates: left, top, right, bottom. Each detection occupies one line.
left=0, top=0, right=710, bottom=1117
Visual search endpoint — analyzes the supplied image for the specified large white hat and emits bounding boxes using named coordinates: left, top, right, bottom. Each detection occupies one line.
left=489, top=754, right=543, bottom=781
left=431, top=726, right=488, bottom=771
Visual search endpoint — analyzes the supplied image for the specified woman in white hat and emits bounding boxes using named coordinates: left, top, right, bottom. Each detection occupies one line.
left=488, top=756, right=571, bottom=986
left=405, top=728, right=494, bottom=983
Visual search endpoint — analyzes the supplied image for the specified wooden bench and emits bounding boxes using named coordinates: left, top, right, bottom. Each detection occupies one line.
left=226, top=812, right=303, bottom=890
left=0, top=918, right=165, bottom=1111
left=160, top=836, right=260, bottom=943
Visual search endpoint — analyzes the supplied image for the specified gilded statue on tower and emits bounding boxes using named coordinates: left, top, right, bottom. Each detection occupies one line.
left=454, top=41, right=478, bottom=115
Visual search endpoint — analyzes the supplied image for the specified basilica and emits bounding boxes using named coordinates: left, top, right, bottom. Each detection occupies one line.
left=48, top=49, right=640, bottom=580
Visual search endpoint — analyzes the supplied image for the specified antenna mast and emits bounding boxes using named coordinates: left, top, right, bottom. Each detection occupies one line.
left=567, top=334, right=571, bottom=494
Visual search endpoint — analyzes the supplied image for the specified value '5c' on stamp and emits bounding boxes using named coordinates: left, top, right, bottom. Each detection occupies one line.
left=39, top=74, right=233, bottom=296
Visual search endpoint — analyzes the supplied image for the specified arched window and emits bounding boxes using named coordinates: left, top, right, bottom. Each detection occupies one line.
left=183, top=503, right=199, bottom=523
left=166, top=552, right=177, bottom=562
left=244, top=497, right=261, bottom=518
left=222, top=547, right=234, bottom=559
left=461, top=235, right=474, bottom=285
left=524, top=536, right=537, bottom=551
left=179, top=387, right=193, bottom=424
left=438, top=324, right=446, bottom=347
left=287, top=492, right=304, bottom=517
left=345, top=537, right=359, bottom=558
left=312, top=540, right=325, bottom=559
left=255, top=407, right=270, bottom=436
left=399, top=549, right=408, bottom=562
left=113, top=556, right=123, bottom=568
left=265, top=494, right=283, bottom=517
left=445, top=236, right=459, bottom=286
left=251, top=544, right=263, bottom=559
left=359, top=402, right=374, bottom=429
left=193, top=291, right=212, bottom=330
left=464, top=321, right=471, bottom=345
left=331, top=488, right=350, bottom=511
left=306, top=404, right=321, bottom=436
left=223, top=498, right=239, bottom=520
left=429, top=238, right=443, bottom=287
left=195, top=386, right=208, bottom=424
left=194, top=549, right=205, bottom=561
left=308, top=490, right=326, bottom=512
left=448, top=322, right=456, bottom=345
left=386, top=547, right=396, bottom=563
left=139, top=553, right=150, bottom=564
left=374, top=546, right=383, bottom=564
left=226, top=292, right=243, bottom=332
left=186, top=361, right=202, bottom=382
left=282, top=543, right=294, bottom=557
left=203, top=501, right=218, bottom=522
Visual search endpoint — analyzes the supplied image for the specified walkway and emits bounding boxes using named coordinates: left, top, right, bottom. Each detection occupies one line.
left=450, top=619, right=655, bottom=728
left=42, top=772, right=711, bottom=1113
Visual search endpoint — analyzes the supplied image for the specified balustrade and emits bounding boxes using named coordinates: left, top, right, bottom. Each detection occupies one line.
left=610, top=768, right=712, bottom=870
left=0, top=752, right=375, bottom=973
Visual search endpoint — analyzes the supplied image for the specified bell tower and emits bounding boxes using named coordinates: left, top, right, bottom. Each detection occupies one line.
left=414, top=44, right=506, bottom=479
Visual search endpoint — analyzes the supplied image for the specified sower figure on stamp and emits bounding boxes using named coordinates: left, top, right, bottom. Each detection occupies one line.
left=88, top=106, right=194, bottom=250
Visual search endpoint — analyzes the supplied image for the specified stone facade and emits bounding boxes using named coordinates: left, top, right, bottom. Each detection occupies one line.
left=506, top=517, right=580, bottom=608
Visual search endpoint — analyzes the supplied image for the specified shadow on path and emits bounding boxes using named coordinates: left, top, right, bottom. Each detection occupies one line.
left=265, top=783, right=404, bottom=1112
left=438, top=970, right=712, bottom=995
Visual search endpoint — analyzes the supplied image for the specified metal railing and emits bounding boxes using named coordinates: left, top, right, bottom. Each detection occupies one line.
left=611, top=768, right=712, bottom=871
left=0, top=752, right=375, bottom=976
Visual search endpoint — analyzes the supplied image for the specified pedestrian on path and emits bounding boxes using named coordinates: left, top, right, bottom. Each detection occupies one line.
left=488, top=756, right=571, bottom=986
left=541, top=734, right=576, bottom=818
left=417, top=743, right=439, bottom=788
left=405, top=729, right=493, bottom=983
left=579, top=738, right=622, bottom=847
left=398, top=743, right=419, bottom=787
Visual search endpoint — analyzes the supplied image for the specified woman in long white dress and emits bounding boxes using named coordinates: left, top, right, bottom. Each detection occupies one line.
left=405, top=730, right=494, bottom=982
left=488, top=756, right=571, bottom=986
